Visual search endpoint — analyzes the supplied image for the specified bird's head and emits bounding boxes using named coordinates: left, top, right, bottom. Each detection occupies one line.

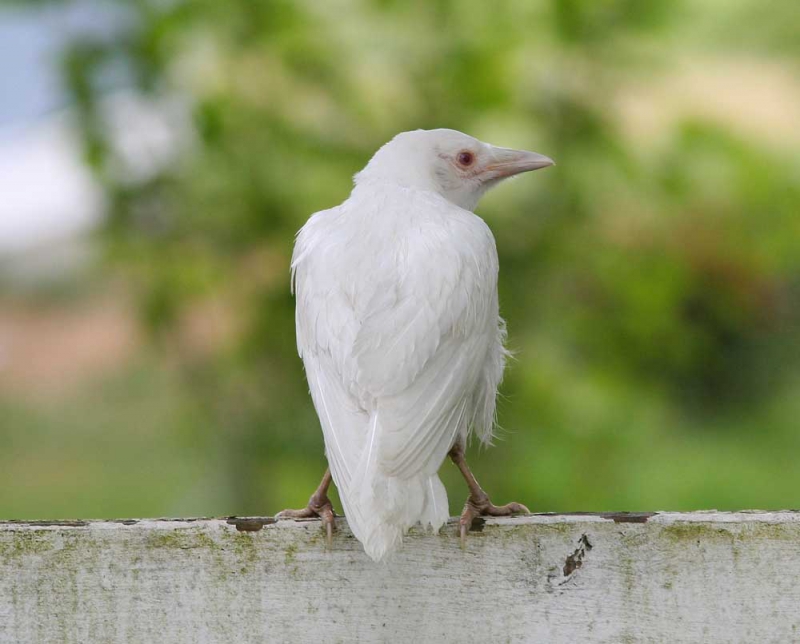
left=354, top=128, right=554, bottom=211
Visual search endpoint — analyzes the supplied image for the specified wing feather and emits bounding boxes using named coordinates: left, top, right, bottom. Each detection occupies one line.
left=352, top=207, right=501, bottom=479
left=293, top=190, right=505, bottom=525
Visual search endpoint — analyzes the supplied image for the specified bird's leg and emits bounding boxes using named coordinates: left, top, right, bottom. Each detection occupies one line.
left=276, top=468, right=336, bottom=545
left=449, top=443, right=529, bottom=546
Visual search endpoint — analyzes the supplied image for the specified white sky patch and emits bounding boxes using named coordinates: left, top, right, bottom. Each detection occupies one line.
left=0, top=94, right=189, bottom=264
left=0, top=5, right=187, bottom=270
left=102, top=93, right=191, bottom=187
left=0, top=117, right=104, bottom=256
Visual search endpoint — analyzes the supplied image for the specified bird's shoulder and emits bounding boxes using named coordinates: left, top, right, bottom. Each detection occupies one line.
left=294, top=205, right=342, bottom=250
left=359, top=184, right=498, bottom=257
left=297, top=186, right=491, bottom=252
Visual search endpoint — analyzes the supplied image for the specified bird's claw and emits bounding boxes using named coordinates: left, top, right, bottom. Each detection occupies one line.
left=458, top=494, right=529, bottom=548
left=276, top=498, right=337, bottom=547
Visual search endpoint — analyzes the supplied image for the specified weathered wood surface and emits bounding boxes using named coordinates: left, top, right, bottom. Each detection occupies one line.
left=1, top=511, right=799, bottom=643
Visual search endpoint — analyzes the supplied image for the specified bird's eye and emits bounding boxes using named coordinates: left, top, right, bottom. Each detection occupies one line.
left=457, top=151, right=475, bottom=167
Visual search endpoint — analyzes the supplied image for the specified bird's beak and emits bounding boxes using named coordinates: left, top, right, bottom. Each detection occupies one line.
left=484, top=147, right=555, bottom=180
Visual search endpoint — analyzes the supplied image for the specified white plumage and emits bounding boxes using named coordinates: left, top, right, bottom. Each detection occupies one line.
left=290, top=129, right=553, bottom=561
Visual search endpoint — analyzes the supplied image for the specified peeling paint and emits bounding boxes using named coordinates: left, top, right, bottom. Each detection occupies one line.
left=226, top=517, right=276, bottom=532
left=563, top=533, right=593, bottom=576
left=600, top=512, right=657, bottom=524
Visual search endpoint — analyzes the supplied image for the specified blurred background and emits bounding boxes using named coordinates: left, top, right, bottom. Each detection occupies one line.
left=1, top=0, right=798, bottom=520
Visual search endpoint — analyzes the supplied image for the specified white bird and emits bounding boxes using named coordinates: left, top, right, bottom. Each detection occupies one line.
left=278, top=128, right=554, bottom=561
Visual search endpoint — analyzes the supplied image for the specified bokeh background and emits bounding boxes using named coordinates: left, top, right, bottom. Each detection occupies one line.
left=1, top=0, right=799, bottom=520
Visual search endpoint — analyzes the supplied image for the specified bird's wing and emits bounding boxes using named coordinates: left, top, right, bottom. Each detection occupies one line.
left=353, top=206, right=500, bottom=479
left=292, top=205, right=368, bottom=483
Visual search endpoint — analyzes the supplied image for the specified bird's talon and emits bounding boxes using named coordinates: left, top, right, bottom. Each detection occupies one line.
left=458, top=494, right=529, bottom=548
left=275, top=507, right=313, bottom=520
left=459, top=521, right=469, bottom=549
left=276, top=496, right=337, bottom=547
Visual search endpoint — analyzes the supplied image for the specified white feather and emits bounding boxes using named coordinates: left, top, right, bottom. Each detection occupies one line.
left=291, top=129, right=551, bottom=561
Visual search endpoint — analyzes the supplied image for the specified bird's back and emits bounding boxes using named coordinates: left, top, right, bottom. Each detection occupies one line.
left=292, top=183, right=507, bottom=560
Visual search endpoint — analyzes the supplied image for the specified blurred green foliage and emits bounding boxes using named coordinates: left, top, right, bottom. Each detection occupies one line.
left=2, top=0, right=799, bottom=519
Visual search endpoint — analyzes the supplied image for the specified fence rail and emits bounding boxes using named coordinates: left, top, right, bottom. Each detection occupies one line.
left=2, top=511, right=799, bottom=643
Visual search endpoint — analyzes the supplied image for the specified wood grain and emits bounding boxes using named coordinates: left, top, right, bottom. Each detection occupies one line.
left=2, top=512, right=799, bottom=643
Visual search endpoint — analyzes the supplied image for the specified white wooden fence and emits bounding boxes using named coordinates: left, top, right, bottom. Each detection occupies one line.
left=2, top=511, right=799, bottom=643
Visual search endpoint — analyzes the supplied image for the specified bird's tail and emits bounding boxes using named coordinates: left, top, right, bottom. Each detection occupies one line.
left=341, top=471, right=449, bottom=562
left=336, top=412, right=449, bottom=562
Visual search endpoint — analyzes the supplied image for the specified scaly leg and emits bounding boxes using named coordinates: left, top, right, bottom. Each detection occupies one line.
left=276, top=469, right=336, bottom=545
left=449, top=443, right=529, bottom=546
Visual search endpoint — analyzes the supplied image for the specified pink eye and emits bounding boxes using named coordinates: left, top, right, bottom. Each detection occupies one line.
left=457, top=151, right=474, bottom=167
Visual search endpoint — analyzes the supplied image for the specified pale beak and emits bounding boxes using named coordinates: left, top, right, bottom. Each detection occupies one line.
left=484, top=147, right=555, bottom=180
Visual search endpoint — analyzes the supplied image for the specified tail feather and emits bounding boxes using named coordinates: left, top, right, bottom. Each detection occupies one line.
left=339, top=411, right=449, bottom=562
left=341, top=472, right=448, bottom=562
left=308, top=356, right=451, bottom=562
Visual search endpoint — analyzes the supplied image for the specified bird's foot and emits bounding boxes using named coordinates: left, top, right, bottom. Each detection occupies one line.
left=276, top=493, right=337, bottom=546
left=458, top=492, right=529, bottom=547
